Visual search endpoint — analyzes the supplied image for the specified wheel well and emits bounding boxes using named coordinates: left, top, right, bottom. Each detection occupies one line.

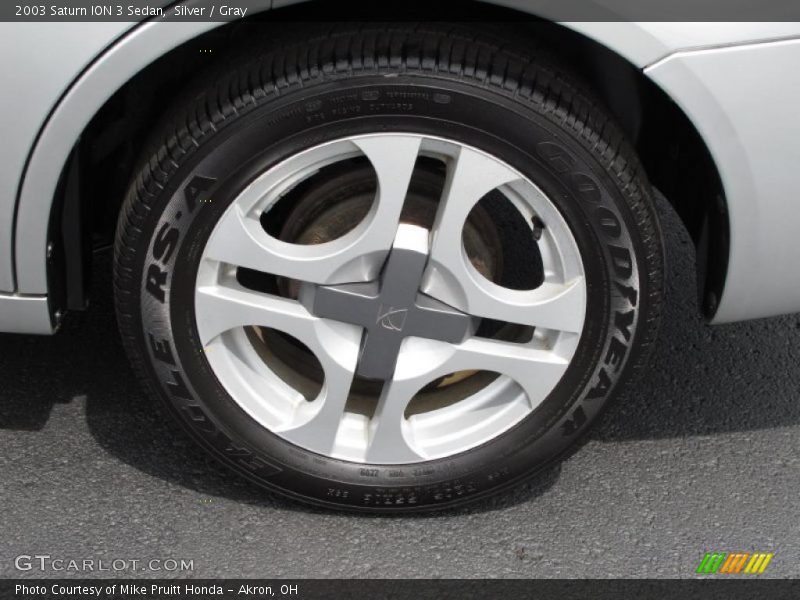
left=60, top=7, right=727, bottom=317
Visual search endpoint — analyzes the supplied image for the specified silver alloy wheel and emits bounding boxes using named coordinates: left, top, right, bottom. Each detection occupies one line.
left=195, top=133, right=587, bottom=464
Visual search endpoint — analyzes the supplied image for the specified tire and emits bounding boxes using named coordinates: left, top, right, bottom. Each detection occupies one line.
left=114, top=24, right=663, bottom=512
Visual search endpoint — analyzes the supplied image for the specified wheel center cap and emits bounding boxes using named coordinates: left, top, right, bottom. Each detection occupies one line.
left=303, top=224, right=475, bottom=380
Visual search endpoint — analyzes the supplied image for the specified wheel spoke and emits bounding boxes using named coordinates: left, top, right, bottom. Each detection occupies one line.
left=278, top=347, right=359, bottom=455
left=453, top=337, right=570, bottom=409
left=196, top=282, right=321, bottom=347
left=196, top=281, right=363, bottom=455
left=423, top=146, right=585, bottom=333
left=428, top=275, right=586, bottom=333
left=364, top=335, right=569, bottom=461
left=203, top=135, right=422, bottom=285
left=365, top=375, right=428, bottom=463
left=429, top=145, right=522, bottom=255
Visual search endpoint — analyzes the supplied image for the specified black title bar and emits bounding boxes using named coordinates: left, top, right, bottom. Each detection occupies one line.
left=5, top=0, right=800, bottom=22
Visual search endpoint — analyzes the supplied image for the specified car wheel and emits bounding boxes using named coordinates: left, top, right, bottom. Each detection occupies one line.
left=114, top=24, right=663, bottom=512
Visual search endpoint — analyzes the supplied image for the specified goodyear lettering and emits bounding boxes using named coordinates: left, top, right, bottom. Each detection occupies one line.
left=537, top=142, right=640, bottom=438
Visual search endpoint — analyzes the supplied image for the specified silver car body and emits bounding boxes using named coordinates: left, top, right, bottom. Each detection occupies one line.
left=1, top=5, right=799, bottom=333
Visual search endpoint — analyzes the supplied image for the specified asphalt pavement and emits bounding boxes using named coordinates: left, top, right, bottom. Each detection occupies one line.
left=1, top=195, right=799, bottom=579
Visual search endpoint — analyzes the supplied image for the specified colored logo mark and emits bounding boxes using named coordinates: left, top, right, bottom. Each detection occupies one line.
left=696, top=552, right=773, bottom=574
